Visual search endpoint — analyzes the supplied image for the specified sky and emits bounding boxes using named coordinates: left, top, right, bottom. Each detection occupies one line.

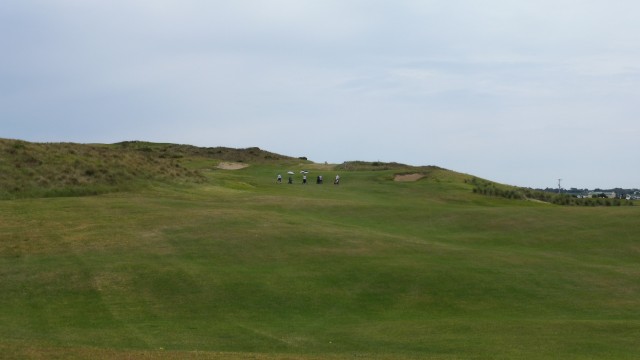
left=2, top=1, right=639, bottom=189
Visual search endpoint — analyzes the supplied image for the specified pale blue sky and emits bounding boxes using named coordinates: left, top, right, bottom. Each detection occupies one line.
left=2, top=1, right=639, bottom=189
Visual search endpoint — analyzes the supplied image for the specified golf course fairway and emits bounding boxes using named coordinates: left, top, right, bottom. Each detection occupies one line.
left=1, top=145, right=639, bottom=359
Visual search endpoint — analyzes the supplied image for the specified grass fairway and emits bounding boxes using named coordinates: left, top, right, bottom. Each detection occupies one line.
left=1, top=160, right=639, bottom=359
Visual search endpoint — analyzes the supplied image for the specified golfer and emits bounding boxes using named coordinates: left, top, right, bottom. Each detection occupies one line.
left=277, top=174, right=282, bottom=183
left=334, top=174, right=340, bottom=185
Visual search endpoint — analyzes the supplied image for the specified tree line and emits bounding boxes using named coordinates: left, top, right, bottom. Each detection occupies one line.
left=468, top=178, right=634, bottom=206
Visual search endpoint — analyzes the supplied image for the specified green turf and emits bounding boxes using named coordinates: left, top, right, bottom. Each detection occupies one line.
left=1, top=146, right=639, bottom=359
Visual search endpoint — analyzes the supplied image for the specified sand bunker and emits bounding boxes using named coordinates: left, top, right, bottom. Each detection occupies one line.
left=217, top=162, right=249, bottom=170
left=394, top=173, right=425, bottom=182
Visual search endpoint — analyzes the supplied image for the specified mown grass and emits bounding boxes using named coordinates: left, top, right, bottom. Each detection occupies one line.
left=1, top=142, right=639, bottom=359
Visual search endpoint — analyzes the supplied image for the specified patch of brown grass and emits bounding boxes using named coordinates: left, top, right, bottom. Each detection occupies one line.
left=0, top=342, right=425, bottom=360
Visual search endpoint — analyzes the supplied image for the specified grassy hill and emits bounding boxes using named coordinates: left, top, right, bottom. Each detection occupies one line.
left=0, top=139, right=298, bottom=199
left=1, top=140, right=639, bottom=359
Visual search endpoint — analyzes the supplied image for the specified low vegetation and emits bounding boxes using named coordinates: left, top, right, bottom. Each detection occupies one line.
left=0, top=139, right=297, bottom=199
left=469, top=177, right=634, bottom=206
left=1, top=139, right=639, bottom=359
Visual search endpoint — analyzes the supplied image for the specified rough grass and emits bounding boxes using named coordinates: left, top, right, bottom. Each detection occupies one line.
left=0, top=139, right=302, bottom=199
left=1, top=141, right=639, bottom=359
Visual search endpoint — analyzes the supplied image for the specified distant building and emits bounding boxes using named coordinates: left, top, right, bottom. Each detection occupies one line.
left=588, top=191, right=617, bottom=199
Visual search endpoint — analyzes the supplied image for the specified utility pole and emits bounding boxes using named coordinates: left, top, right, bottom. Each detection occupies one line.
left=558, top=179, right=562, bottom=194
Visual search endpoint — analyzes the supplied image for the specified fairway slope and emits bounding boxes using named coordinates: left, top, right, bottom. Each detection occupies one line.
left=1, top=139, right=639, bottom=359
